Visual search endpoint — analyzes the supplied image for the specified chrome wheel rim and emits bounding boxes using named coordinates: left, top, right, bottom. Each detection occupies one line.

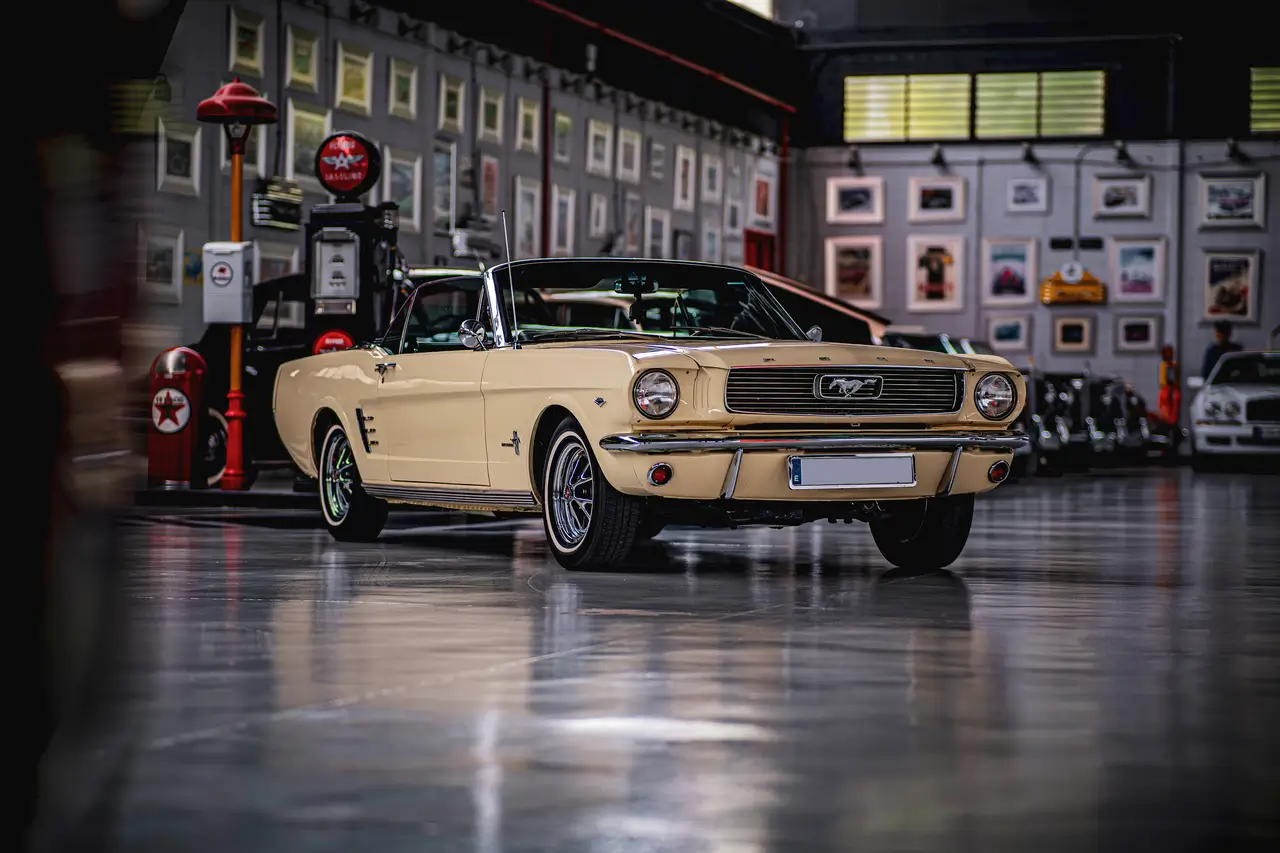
left=324, top=432, right=355, bottom=523
left=550, top=439, right=594, bottom=549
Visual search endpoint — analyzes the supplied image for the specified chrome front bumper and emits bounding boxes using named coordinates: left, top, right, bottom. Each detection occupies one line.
left=599, top=430, right=1029, bottom=454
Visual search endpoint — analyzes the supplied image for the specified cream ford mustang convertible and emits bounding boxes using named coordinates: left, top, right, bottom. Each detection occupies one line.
left=273, top=259, right=1028, bottom=571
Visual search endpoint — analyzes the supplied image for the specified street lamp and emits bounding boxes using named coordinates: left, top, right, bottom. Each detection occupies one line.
left=197, top=78, right=277, bottom=491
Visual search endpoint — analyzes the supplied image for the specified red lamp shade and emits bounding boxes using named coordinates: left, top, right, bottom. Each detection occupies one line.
left=196, top=78, right=278, bottom=126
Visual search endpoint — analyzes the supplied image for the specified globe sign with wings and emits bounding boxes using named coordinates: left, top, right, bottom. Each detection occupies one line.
left=321, top=150, right=365, bottom=171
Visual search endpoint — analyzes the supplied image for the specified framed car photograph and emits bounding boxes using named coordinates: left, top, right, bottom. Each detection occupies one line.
left=980, top=237, right=1037, bottom=306
left=1006, top=177, right=1050, bottom=214
left=1197, top=173, right=1266, bottom=229
left=1108, top=237, right=1166, bottom=303
left=1053, top=316, right=1094, bottom=354
left=986, top=315, right=1031, bottom=354
left=1093, top=174, right=1151, bottom=218
left=826, top=175, right=885, bottom=224
left=908, top=175, right=966, bottom=222
left=823, top=235, right=883, bottom=309
left=1203, top=249, right=1260, bottom=323
left=1114, top=315, right=1162, bottom=354
left=906, top=235, right=964, bottom=312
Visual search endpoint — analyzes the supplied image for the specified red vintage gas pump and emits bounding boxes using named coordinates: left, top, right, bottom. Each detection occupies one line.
left=148, top=347, right=206, bottom=489
left=1157, top=344, right=1180, bottom=425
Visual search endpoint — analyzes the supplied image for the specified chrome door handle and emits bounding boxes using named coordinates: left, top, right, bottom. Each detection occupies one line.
left=375, top=362, right=397, bottom=375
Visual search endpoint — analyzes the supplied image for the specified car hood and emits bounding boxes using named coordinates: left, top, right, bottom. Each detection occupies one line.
left=1195, top=383, right=1280, bottom=403
left=531, top=339, right=986, bottom=371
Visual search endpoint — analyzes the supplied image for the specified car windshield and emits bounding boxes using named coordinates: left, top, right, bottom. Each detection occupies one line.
left=963, top=339, right=995, bottom=355
left=1210, top=353, right=1280, bottom=385
left=490, top=259, right=806, bottom=343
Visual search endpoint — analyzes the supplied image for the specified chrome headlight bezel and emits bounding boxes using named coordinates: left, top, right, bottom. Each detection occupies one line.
left=974, top=373, right=1017, bottom=420
left=632, top=369, right=679, bottom=419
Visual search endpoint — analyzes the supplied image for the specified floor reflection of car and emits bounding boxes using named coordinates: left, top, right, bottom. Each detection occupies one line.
left=1190, top=350, right=1280, bottom=469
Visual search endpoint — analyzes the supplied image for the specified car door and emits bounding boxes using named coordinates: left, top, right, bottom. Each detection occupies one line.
left=374, top=278, right=491, bottom=485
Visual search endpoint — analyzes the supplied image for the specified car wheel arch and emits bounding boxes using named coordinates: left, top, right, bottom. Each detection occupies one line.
left=530, top=404, right=575, bottom=497
left=310, top=404, right=370, bottom=482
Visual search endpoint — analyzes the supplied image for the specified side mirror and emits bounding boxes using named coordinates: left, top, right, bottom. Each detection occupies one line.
left=1187, top=376, right=1204, bottom=389
left=458, top=319, right=487, bottom=351
left=806, top=325, right=823, bottom=342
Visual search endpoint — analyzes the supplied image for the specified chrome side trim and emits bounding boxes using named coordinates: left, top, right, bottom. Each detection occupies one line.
left=600, top=430, right=1028, bottom=454
left=719, top=449, right=744, bottom=499
left=935, top=446, right=964, bottom=497
left=363, top=483, right=539, bottom=509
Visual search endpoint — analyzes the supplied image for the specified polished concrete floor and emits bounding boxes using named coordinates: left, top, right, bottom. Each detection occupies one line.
left=35, top=469, right=1280, bottom=851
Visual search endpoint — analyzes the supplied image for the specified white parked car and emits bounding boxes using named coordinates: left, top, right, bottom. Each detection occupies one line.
left=1189, top=350, right=1280, bottom=468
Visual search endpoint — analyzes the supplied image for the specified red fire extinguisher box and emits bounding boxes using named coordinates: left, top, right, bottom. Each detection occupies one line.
left=147, top=347, right=206, bottom=489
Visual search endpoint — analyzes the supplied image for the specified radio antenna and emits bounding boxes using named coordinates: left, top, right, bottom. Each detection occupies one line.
left=500, top=209, right=520, bottom=349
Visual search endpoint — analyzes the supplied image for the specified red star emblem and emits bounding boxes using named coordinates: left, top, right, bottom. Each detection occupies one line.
left=154, top=390, right=185, bottom=426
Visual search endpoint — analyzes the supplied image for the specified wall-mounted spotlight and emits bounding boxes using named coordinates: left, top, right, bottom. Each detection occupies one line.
left=1114, top=140, right=1134, bottom=166
left=930, top=144, right=946, bottom=169
left=1226, top=138, right=1249, bottom=163
left=1021, top=141, right=1038, bottom=165
left=846, top=145, right=862, bottom=173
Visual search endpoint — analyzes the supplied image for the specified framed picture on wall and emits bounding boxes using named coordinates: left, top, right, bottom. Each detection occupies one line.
left=1108, top=237, right=1166, bottom=303
left=1197, top=173, right=1266, bottom=229
left=1006, top=177, right=1050, bottom=214
left=673, top=145, right=696, bottom=212
left=823, top=235, right=883, bottom=309
left=1203, top=249, right=1260, bottom=322
left=751, top=162, right=776, bottom=226
left=586, top=120, right=612, bottom=177
left=1093, top=174, right=1151, bottom=218
left=644, top=206, right=671, bottom=258
left=986, top=315, right=1031, bottom=353
left=908, top=175, right=965, bottom=223
left=906, top=235, right=964, bottom=312
left=1053, top=316, right=1094, bottom=354
left=1114, top=315, right=1162, bottom=353
left=825, top=176, right=884, bottom=224
left=980, top=237, right=1037, bottom=306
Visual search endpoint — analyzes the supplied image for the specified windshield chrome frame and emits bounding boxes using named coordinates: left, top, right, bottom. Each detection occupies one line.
left=480, top=258, right=809, bottom=348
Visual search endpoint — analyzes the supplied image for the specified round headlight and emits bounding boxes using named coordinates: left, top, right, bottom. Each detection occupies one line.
left=975, top=373, right=1016, bottom=420
left=1205, top=400, right=1222, bottom=417
left=1223, top=400, right=1241, bottom=419
left=633, top=369, right=679, bottom=419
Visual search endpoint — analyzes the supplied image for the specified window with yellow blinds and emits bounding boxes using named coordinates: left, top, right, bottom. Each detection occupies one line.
left=1040, top=70, right=1105, bottom=136
left=843, top=75, right=907, bottom=142
left=906, top=74, right=971, bottom=139
left=975, top=73, right=1037, bottom=138
left=1251, top=67, right=1280, bottom=133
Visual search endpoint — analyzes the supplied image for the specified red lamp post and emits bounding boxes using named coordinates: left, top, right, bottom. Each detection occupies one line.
left=196, top=78, right=277, bottom=491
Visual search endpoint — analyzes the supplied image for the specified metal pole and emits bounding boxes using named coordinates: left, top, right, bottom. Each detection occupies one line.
left=223, top=137, right=247, bottom=490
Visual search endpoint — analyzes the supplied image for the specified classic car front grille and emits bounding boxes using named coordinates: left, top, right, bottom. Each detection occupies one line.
left=1246, top=397, right=1280, bottom=423
left=725, top=366, right=964, bottom=416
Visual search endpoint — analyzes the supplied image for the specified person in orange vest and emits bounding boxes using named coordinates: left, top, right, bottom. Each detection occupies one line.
left=1157, top=344, right=1180, bottom=425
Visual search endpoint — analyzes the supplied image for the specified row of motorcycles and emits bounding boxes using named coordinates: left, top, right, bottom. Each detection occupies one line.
left=1009, top=370, right=1185, bottom=477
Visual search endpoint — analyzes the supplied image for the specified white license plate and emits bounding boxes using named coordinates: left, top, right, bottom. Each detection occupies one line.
left=787, top=454, right=917, bottom=489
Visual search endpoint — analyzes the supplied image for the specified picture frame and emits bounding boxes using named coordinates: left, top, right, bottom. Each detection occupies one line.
left=1108, top=236, right=1166, bottom=303
left=383, top=147, right=422, bottom=233
left=254, top=241, right=301, bottom=283
left=674, top=229, right=695, bottom=261
left=617, top=128, right=642, bottom=184
left=908, top=175, right=966, bottom=223
left=479, top=88, right=503, bottom=144
left=701, top=154, right=724, bottom=204
left=437, top=75, right=465, bottom=134
left=552, top=112, right=571, bottom=163
left=624, top=193, right=642, bottom=255
left=648, top=139, right=666, bottom=181
left=387, top=57, right=417, bottom=120
left=751, top=161, right=776, bottom=226
left=826, top=176, right=884, bottom=225
left=1053, top=316, right=1094, bottom=354
left=906, top=235, right=965, bottom=312
left=1092, top=174, right=1151, bottom=218
left=824, top=235, right=883, bottom=309
left=1114, top=315, right=1162, bottom=353
left=156, top=118, right=201, bottom=197
left=334, top=42, right=373, bottom=115
left=644, top=206, right=671, bottom=258
left=586, top=120, right=612, bottom=177
left=986, top=316, right=1031, bottom=354
left=513, top=176, right=541, bottom=259
left=431, top=139, right=455, bottom=235
left=284, top=99, right=331, bottom=188
left=480, top=155, right=500, bottom=219
left=588, top=193, right=608, bottom=238
left=550, top=185, right=575, bottom=256
left=228, top=7, right=263, bottom=78
left=285, top=26, right=317, bottom=92
left=980, top=237, right=1037, bottom=306
left=516, top=98, right=540, bottom=153
left=1197, top=173, right=1267, bottom=229
left=1203, top=249, right=1260, bottom=323
left=1006, top=176, right=1050, bottom=214
left=673, top=145, right=696, bottom=212
left=724, top=198, right=743, bottom=234
left=702, top=220, right=722, bottom=264
left=139, top=225, right=184, bottom=304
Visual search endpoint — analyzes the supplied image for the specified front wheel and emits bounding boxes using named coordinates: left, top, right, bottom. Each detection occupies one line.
left=319, top=424, right=387, bottom=542
left=870, top=494, right=974, bottom=572
left=542, top=418, right=644, bottom=570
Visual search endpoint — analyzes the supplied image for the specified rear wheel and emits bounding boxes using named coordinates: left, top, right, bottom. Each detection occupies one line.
left=542, top=418, right=643, bottom=570
left=870, top=494, right=974, bottom=572
left=319, top=424, right=387, bottom=542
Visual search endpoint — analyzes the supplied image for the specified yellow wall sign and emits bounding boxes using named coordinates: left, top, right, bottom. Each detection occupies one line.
left=1040, top=267, right=1107, bottom=305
